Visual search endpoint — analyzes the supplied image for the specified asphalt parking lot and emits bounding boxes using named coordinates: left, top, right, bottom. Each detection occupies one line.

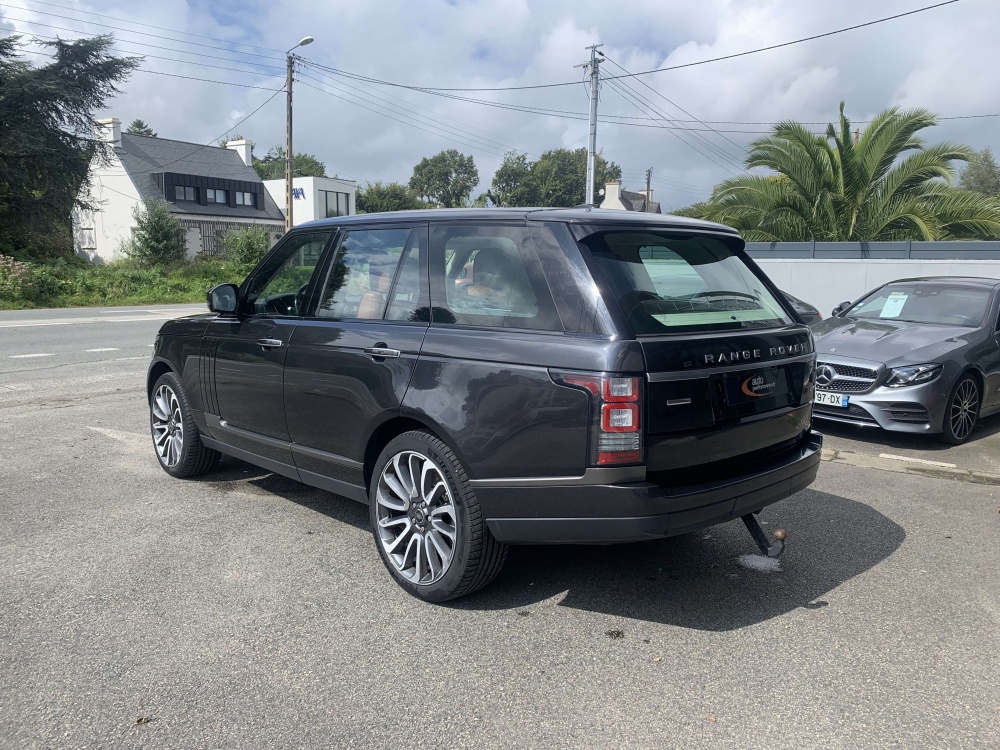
left=2, top=306, right=999, bottom=749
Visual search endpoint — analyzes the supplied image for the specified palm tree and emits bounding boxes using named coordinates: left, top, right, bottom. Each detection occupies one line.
left=701, top=103, right=1000, bottom=241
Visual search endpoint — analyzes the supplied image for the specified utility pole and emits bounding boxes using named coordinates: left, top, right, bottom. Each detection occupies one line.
left=284, top=36, right=314, bottom=232
left=285, top=54, right=294, bottom=232
left=645, top=167, right=652, bottom=196
left=576, top=44, right=604, bottom=206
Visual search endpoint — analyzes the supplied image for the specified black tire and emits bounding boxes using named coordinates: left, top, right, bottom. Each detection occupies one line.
left=149, top=371, right=221, bottom=478
left=369, top=431, right=507, bottom=602
left=939, top=373, right=980, bottom=445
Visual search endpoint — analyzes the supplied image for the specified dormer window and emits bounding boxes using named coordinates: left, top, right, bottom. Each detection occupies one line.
left=174, top=186, right=197, bottom=201
left=234, top=191, right=256, bottom=207
left=206, top=188, right=227, bottom=204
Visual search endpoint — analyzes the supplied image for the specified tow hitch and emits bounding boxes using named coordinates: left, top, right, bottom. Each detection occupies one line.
left=741, top=513, right=786, bottom=558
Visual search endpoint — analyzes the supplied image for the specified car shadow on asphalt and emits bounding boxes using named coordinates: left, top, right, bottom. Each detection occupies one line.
left=818, top=410, right=1000, bottom=452
left=196, top=456, right=372, bottom=532
left=195, top=459, right=904, bottom=632
left=452, top=489, right=905, bottom=631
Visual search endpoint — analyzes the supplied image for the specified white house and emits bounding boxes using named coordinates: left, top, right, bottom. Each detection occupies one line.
left=599, top=180, right=661, bottom=214
left=73, top=118, right=286, bottom=264
left=263, top=175, right=358, bottom=226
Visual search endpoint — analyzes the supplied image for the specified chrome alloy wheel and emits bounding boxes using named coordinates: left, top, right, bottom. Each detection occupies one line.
left=151, top=384, right=184, bottom=468
left=950, top=378, right=979, bottom=442
left=375, top=451, right=457, bottom=586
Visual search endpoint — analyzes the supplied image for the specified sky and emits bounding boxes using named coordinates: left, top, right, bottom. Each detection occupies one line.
left=2, top=0, right=998, bottom=209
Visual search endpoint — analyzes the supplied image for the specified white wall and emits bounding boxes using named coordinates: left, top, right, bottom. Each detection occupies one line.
left=74, top=152, right=143, bottom=264
left=755, top=259, right=1000, bottom=317
left=263, top=175, right=357, bottom=226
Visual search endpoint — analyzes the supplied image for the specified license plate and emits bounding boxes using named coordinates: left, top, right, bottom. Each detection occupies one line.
left=815, top=391, right=849, bottom=407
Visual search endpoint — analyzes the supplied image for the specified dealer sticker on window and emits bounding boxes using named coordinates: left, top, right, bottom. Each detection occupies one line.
left=880, top=291, right=908, bottom=318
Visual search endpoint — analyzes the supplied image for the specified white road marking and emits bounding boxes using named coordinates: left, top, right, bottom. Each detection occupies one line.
left=737, top=554, right=782, bottom=573
left=0, top=309, right=204, bottom=329
left=84, top=348, right=120, bottom=352
left=879, top=453, right=958, bottom=469
left=114, top=356, right=149, bottom=361
left=9, top=353, right=55, bottom=359
left=147, top=343, right=155, bottom=347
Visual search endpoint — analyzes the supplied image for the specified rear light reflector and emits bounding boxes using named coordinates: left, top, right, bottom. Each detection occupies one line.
left=599, top=450, right=641, bottom=465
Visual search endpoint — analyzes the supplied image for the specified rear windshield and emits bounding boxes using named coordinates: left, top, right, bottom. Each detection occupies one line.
left=848, top=284, right=990, bottom=327
left=581, top=231, right=792, bottom=335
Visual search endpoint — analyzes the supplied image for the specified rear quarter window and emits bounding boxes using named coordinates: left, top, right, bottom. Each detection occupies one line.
left=581, top=230, right=792, bottom=335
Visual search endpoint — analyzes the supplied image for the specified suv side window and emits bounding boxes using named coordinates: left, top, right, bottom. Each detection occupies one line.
left=429, top=225, right=563, bottom=331
left=243, top=231, right=332, bottom=317
left=316, top=228, right=412, bottom=319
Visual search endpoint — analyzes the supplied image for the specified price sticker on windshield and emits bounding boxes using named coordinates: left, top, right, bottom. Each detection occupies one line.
left=880, top=291, right=908, bottom=318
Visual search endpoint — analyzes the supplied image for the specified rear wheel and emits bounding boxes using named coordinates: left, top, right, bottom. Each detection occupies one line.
left=940, top=374, right=980, bottom=445
left=369, top=431, right=507, bottom=602
left=150, top=371, right=221, bottom=477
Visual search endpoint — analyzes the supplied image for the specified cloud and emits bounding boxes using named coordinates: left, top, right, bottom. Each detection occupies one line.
left=4, top=0, right=997, bottom=209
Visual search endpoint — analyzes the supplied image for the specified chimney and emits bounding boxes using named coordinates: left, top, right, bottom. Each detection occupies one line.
left=638, top=188, right=653, bottom=201
left=225, top=138, right=253, bottom=167
left=605, top=179, right=622, bottom=201
left=95, top=117, right=121, bottom=148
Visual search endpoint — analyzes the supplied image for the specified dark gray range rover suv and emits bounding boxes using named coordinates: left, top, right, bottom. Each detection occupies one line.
left=147, top=208, right=822, bottom=601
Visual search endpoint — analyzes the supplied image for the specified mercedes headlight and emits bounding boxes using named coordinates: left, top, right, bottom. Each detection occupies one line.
left=885, top=364, right=942, bottom=388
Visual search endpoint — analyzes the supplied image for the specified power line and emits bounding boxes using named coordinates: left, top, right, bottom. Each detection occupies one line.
left=134, top=69, right=283, bottom=91
left=0, top=4, right=285, bottom=61
left=7, top=16, right=286, bottom=71
left=296, top=78, right=509, bottom=159
left=21, top=0, right=286, bottom=54
left=24, top=30, right=287, bottom=76
left=603, top=78, right=744, bottom=175
left=602, top=53, right=750, bottom=159
left=603, top=75, right=748, bottom=171
left=300, top=65, right=541, bottom=158
left=315, top=1, right=961, bottom=92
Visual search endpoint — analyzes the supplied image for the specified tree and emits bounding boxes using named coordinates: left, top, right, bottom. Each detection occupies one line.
left=701, top=102, right=1000, bottom=241
left=959, top=147, right=1000, bottom=196
left=252, top=146, right=327, bottom=180
left=487, top=151, right=538, bottom=207
left=125, top=119, right=157, bottom=137
left=221, top=225, right=270, bottom=275
left=409, top=149, right=479, bottom=207
left=0, top=35, right=139, bottom=255
left=487, top=148, right=622, bottom=207
left=356, top=181, right=427, bottom=213
left=123, top=199, right=186, bottom=266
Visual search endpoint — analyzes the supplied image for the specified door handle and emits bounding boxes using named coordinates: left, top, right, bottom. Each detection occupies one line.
left=364, top=345, right=401, bottom=359
left=257, top=338, right=283, bottom=348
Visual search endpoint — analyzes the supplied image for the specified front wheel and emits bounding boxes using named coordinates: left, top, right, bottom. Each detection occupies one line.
left=369, top=431, right=507, bottom=602
left=940, top=374, right=980, bottom=445
left=150, top=371, right=221, bottom=477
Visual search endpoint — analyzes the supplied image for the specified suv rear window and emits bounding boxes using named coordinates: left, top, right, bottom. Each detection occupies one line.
left=581, top=231, right=792, bottom=335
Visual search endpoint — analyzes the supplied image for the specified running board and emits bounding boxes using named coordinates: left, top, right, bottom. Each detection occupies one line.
left=741, top=513, right=785, bottom=557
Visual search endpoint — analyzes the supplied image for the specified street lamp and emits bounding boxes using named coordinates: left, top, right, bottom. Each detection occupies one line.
left=285, top=36, right=314, bottom=231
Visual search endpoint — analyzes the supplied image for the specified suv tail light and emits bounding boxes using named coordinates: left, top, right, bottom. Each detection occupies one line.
left=552, top=372, right=643, bottom=466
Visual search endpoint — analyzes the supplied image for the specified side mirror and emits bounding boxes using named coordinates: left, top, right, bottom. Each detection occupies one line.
left=207, top=283, right=239, bottom=314
left=832, top=301, right=852, bottom=317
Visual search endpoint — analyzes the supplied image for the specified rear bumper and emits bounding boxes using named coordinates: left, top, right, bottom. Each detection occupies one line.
left=480, top=431, right=823, bottom=544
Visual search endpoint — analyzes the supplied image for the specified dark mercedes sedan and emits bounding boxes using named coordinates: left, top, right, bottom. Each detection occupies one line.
left=812, top=277, right=1000, bottom=444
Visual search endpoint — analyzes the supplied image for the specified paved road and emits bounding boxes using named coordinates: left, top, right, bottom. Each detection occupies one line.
left=1, top=305, right=999, bottom=749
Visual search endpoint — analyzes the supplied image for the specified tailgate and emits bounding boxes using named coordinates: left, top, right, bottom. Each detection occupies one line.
left=641, top=327, right=815, bottom=477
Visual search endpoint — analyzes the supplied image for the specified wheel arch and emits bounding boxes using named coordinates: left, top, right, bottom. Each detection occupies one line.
left=363, top=416, right=456, bottom=491
left=147, top=359, right=174, bottom=402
